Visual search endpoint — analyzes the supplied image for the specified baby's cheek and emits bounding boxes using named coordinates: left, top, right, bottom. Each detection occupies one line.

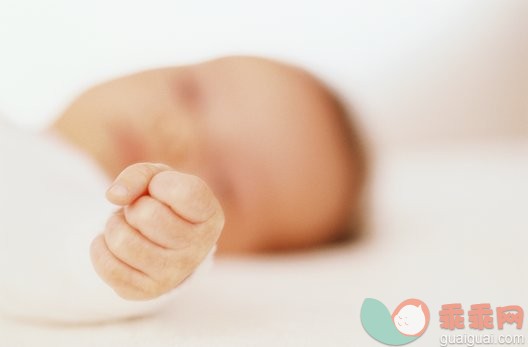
left=110, top=124, right=149, bottom=168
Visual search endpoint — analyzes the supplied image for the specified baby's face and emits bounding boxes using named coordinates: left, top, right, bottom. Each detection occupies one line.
left=55, top=57, right=357, bottom=253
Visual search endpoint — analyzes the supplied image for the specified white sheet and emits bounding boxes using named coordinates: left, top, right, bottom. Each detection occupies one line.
left=0, top=125, right=214, bottom=322
left=2, top=140, right=526, bottom=346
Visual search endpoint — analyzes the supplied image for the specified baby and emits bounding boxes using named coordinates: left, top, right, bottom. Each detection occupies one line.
left=51, top=56, right=366, bottom=301
left=0, top=56, right=365, bottom=319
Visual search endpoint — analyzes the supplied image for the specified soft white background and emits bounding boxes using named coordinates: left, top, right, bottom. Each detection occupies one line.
left=0, top=0, right=526, bottom=148
left=0, top=1, right=527, bottom=346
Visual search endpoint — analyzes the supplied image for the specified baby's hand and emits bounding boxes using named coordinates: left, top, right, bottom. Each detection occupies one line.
left=90, top=163, right=224, bottom=300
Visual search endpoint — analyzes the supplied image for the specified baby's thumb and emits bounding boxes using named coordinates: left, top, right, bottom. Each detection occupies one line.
left=106, top=162, right=172, bottom=205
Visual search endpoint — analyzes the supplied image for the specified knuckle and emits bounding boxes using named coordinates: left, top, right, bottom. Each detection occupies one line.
left=134, top=163, right=157, bottom=181
left=198, top=208, right=225, bottom=239
left=186, top=175, right=211, bottom=200
left=185, top=175, right=216, bottom=218
left=104, top=215, right=127, bottom=250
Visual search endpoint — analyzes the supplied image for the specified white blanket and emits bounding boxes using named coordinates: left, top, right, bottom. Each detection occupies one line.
left=0, top=125, right=213, bottom=323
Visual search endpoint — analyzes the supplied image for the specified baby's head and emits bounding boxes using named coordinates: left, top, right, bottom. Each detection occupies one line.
left=54, top=56, right=366, bottom=253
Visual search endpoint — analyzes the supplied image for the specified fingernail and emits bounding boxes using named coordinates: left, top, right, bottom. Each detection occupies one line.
left=108, top=183, right=128, bottom=198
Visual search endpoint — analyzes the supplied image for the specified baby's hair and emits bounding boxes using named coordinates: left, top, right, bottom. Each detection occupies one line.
left=318, top=82, right=369, bottom=244
left=276, top=58, right=370, bottom=245
left=280, top=57, right=369, bottom=245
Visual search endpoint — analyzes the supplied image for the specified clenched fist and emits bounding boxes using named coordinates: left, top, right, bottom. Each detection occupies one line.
left=90, top=163, right=224, bottom=300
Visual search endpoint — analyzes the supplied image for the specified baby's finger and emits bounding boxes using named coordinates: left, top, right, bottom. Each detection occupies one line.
left=90, top=234, right=159, bottom=300
left=104, top=211, right=181, bottom=282
left=106, top=163, right=172, bottom=205
left=124, top=196, right=200, bottom=249
left=148, top=171, right=222, bottom=224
